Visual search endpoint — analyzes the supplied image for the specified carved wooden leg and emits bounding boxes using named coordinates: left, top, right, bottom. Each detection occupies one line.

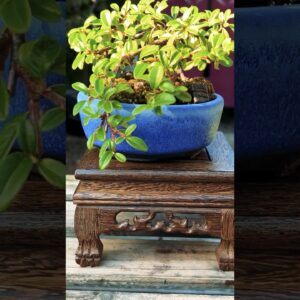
left=216, top=209, right=234, bottom=271
left=74, top=206, right=103, bottom=267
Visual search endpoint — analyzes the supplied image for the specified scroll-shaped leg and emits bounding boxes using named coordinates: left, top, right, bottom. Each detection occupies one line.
left=74, top=206, right=103, bottom=267
left=216, top=209, right=234, bottom=271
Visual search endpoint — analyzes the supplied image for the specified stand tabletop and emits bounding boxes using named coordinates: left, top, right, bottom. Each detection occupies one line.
left=75, top=132, right=234, bottom=184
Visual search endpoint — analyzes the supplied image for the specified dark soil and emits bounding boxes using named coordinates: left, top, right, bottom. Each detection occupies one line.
left=111, top=75, right=216, bottom=105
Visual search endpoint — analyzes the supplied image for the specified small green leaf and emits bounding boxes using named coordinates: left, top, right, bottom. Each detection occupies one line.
left=28, top=0, right=61, bottom=22
left=159, top=81, right=175, bottom=93
left=18, top=119, right=36, bottom=154
left=0, top=0, right=32, bottom=33
left=133, top=63, right=149, bottom=80
left=140, top=45, right=159, bottom=60
left=0, top=79, right=9, bottom=120
left=0, top=152, right=32, bottom=211
left=72, top=82, right=88, bottom=93
left=37, top=158, right=65, bottom=189
left=115, top=152, right=126, bottom=163
left=101, top=9, right=112, bottom=27
left=95, top=79, right=105, bottom=95
left=110, top=3, right=120, bottom=11
left=97, top=127, right=106, bottom=141
left=87, top=134, right=95, bottom=150
left=73, top=101, right=86, bottom=116
left=103, top=101, right=113, bottom=113
left=155, top=93, right=176, bottom=106
left=72, top=52, right=85, bottom=70
left=149, top=64, right=164, bottom=89
left=125, top=124, right=137, bottom=136
left=175, top=91, right=192, bottom=102
left=126, top=136, right=148, bottom=152
left=99, top=151, right=113, bottom=169
left=132, top=104, right=150, bottom=116
left=39, top=107, right=65, bottom=132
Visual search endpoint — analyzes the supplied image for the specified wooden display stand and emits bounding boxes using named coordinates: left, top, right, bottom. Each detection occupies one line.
left=73, top=132, right=234, bottom=271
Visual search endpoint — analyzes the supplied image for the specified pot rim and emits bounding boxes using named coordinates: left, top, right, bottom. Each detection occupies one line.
left=78, top=92, right=223, bottom=110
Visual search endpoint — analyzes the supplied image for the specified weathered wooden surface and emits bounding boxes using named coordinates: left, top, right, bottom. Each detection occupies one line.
left=66, top=176, right=234, bottom=297
left=67, top=291, right=234, bottom=300
left=0, top=176, right=65, bottom=299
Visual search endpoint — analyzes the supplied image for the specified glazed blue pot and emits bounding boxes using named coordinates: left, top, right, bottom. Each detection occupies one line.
left=0, top=1, right=65, bottom=160
left=78, top=92, right=224, bottom=160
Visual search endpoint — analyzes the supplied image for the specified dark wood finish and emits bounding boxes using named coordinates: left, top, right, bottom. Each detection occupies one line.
left=73, top=132, right=234, bottom=271
left=0, top=176, right=65, bottom=299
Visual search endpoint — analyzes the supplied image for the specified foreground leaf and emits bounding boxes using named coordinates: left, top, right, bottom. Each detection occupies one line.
left=37, top=158, right=65, bottom=189
left=39, top=107, right=65, bottom=132
left=0, top=152, right=32, bottom=211
left=0, top=79, right=9, bottom=120
left=18, top=119, right=36, bottom=154
left=29, top=0, right=61, bottom=22
left=0, top=0, right=32, bottom=33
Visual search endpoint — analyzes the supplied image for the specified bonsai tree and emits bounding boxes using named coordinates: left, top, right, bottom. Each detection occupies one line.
left=0, top=0, right=65, bottom=211
left=69, top=0, right=234, bottom=169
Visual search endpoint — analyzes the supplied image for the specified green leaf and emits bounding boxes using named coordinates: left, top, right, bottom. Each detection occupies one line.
left=28, top=0, right=61, bottom=22
left=99, top=150, right=113, bottom=170
left=18, top=119, right=36, bottom=154
left=125, top=124, right=137, bottom=136
left=37, top=158, right=65, bottom=189
left=87, top=134, right=95, bottom=150
left=115, top=152, right=126, bottom=163
left=159, top=81, right=175, bottom=93
left=133, top=63, right=149, bottom=80
left=73, top=101, right=86, bottom=116
left=97, top=127, right=106, bottom=141
left=110, top=3, right=120, bottom=11
left=159, top=51, right=168, bottom=68
left=18, top=36, right=61, bottom=78
left=140, top=45, right=159, bottom=60
left=126, top=136, right=148, bottom=152
left=0, top=113, right=26, bottom=159
left=72, top=82, right=88, bottom=93
left=132, top=104, right=150, bottom=116
left=0, top=79, right=9, bottom=120
left=115, top=83, right=134, bottom=94
left=101, top=9, right=112, bottom=27
left=175, top=91, right=192, bottom=102
left=0, top=152, right=32, bottom=211
left=0, top=0, right=32, bottom=33
left=155, top=93, right=176, bottom=106
left=149, top=64, right=164, bottom=89
left=95, top=79, right=105, bottom=95
left=103, top=101, right=113, bottom=113
left=39, top=107, right=65, bottom=132
left=169, top=50, right=181, bottom=67
left=72, top=52, right=85, bottom=70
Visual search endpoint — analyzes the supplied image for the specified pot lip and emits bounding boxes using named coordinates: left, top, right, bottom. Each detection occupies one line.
left=78, top=92, right=223, bottom=109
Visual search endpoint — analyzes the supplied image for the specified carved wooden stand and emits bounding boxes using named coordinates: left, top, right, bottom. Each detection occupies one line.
left=73, top=132, right=234, bottom=271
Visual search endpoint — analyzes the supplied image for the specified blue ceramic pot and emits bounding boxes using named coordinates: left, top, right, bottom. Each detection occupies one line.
left=78, top=92, right=224, bottom=160
left=0, top=1, right=65, bottom=160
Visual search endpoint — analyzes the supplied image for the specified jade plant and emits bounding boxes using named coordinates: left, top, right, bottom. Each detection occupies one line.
left=69, top=0, right=234, bottom=169
left=0, top=0, right=65, bottom=211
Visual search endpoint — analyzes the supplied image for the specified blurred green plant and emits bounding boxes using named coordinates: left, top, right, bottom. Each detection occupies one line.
left=68, top=0, right=234, bottom=170
left=0, top=0, right=65, bottom=212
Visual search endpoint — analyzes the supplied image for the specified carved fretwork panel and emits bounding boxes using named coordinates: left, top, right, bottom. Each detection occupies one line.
left=98, top=210, right=214, bottom=235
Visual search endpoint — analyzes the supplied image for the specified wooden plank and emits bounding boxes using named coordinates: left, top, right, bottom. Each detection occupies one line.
left=75, top=132, right=233, bottom=183
left=67, top=237, right=234, bottom=294
left=67, top=290, right=234, bottom=299
left=73, top=180, right=233, bottom=207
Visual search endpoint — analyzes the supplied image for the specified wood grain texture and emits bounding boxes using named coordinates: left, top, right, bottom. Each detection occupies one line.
left=66, top=290, right=234, bottom=299
left=0, top=176, right=65, bottom=299
left=67, top=237, right=234, bottom=294
left=73, top=132, right=234, bottom=271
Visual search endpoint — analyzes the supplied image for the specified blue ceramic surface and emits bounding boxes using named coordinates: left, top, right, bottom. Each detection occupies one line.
left=78, top=92, right=224, bottom=159
left=235, top=6, right=300, bottom=159
left=0, top=2, right=66, bottom=160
